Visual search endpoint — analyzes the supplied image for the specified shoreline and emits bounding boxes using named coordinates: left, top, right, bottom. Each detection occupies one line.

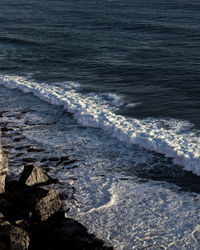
left=1, top=95, right=200, bottom=249
left=0, top=124, right=113, bottom=249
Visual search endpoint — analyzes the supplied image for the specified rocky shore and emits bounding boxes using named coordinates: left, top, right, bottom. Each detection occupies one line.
left=0, top=128, right=112, bottom=250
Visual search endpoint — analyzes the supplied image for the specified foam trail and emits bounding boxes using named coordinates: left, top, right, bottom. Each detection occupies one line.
left=0, top=74, right=200, bottom=175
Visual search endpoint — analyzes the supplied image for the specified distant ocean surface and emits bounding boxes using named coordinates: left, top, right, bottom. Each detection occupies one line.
left=1, top=0, right=200, bottom=249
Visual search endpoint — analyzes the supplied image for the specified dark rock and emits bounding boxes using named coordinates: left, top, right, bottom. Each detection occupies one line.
left=63, top=159, right=77, bottom=165
left=3, top=145, right=12, bottom=149
left=23, top=158, right=37, bottom=163
left=60, top=156, right=69, bottom=162
left=13, top=137, right=22, bottom=142
left=3, top=149, right=10, bottom=154
left=27, top=148, right=44, bottom=153
left=57, top=156, right=70, bottom=165
left=40, top=158, right=47, bottom=162
left=57, top=159, right=77, bottom=167
left=0, top=198, right=14, bottom=214
left=1, top=127, right=13, bottom=132
left=2, top=183, right=62, bottom=222
left=16, top=153, right=24, bottom=157
left=0, top=184, right=32, bottom=221
left=8, top=160, right=18, bottom=165
left=15, top=146, right=31, bottom=151
left=34, top=189, right=64, bottom=221
left=68, top=165, right=78, bottom=169
left=0, top=221, right=30, bottom=250
left=19, top=165, right=52, bottom=186
left=48, top=157, right=59, bottom=162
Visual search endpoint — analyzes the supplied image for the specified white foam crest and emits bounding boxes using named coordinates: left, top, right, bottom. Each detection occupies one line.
left=126, top=102, right=142, bottom=108
left=98, top=92, right=124, bottom=107
left=0, top=74, right=200, bottom=175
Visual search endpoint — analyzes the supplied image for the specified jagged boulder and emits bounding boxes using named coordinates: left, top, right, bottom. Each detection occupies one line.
left=19, top=165, right=52, bottom=186
left=2, top=180, right=64, bottom=222
left=33, top=189, right=64, bottom=221
left=0, top=129, right=8, bottom=194
left=0, top=219, right=30, bottom=250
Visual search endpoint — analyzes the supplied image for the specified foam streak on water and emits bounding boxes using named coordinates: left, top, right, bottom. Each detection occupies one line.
left=0, top=74, right=200, bottom=175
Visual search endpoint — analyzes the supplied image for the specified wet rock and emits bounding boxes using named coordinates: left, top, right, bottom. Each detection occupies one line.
left=58, top=156, right=69, bottom=165
left=34, top=189, right=64, bottom=221
left=16, top=153, right=24, bottom=157
left=63, top=159, right=77, bottom=165
left=3, top=145, right=13, bottom=149
left=68, top=165, right=78, bottom=169
left=48, top=157, right=59, bottom=162
left=13, top=137, right=23, bottom=142
left=23, top=158, right=37, bottom=163
left=27, top=148, right=44, bottom=153
left=60, top=156, right=69, bottom=161
left=40, top=157, right=47, bottom=162
left=57, top=159, right=77, bottom=167
left=8, top=160, right=19, bottom=165
left=0, top=221, right=30, bottom=250
left=19, top=165, right=52, bottom=186
left=15, top=145, right=31, bottom=151
left=1, top=127, right=13, bottom=132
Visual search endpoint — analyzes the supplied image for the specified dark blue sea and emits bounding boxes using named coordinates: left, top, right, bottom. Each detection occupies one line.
left=0, top=0, right=200, bottom=248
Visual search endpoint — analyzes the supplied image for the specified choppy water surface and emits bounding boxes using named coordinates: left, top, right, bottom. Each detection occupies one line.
left=0, top=0, right=200, bottom=249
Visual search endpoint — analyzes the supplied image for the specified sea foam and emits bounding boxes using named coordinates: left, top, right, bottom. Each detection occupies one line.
left=0, top=74, right=200, bottom=175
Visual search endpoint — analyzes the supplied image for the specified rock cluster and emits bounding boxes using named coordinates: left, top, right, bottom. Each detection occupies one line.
left=0, top=130, right=112, bottom=249
left=0, top=165, right=61, bottom=250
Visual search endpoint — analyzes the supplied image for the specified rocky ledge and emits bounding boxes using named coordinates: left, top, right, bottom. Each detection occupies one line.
left=0, top=129, right=112, bottom=250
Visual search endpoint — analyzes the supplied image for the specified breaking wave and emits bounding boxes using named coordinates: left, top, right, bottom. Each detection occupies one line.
left=0, top=74, right=200, bottom=175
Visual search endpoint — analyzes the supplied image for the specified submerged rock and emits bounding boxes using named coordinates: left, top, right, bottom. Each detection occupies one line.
left=23, top=158, right=37, bottom=163
left=27, top=148, right=44, bottom=153
left=40, top=157, right=47, bottom=162
left=48, top=157, right=59, bottom=162
left=15, top=145, right=31, bottom=151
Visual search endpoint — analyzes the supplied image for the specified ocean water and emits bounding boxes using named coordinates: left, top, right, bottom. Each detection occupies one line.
left=0, top=0, right=200, bottom=249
